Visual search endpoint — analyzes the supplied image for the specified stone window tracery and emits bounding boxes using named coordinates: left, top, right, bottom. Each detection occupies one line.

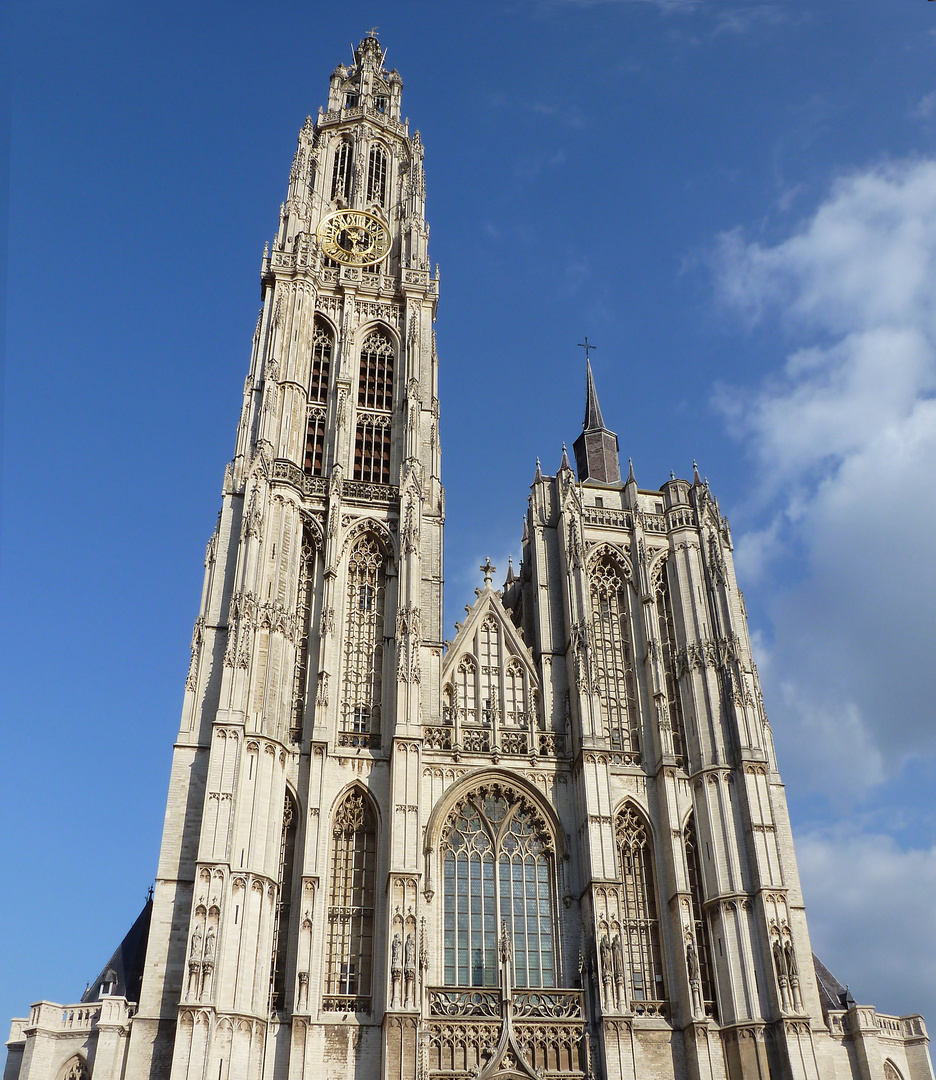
left=590, top=555, right=640, bottom=755
left=655, top=562, right=687, bottom=762
left=270, top=792, right=297, bottom=1011
left=304, top=321, right=333, bottom=476
left=331, top=139, right=353, bottom=201
left=442, top=612, right=538, bottom=756
left=324, top=790, right=376, bottom=1009
left=289, top=527, right=316, bottom=741
left=339, top=535, right=385, bottom=747
left=366, top=144, right=388, bottom=206
left=442, top=786, right=556, bottom=988
left=684, top=815, right=716, bottom=1014
left=615, top=805, right=665, bottom=1005
left=61, top=1059, right=90, bottom=1080
left=354, top=329, right=394, bottom=484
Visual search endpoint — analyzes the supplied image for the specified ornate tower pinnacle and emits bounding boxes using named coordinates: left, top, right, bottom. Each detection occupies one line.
left=572, top=359, right=621, bottom=483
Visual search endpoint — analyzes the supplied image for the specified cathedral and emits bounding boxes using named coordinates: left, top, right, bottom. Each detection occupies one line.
left=6, top=33, right=934, bottom=1080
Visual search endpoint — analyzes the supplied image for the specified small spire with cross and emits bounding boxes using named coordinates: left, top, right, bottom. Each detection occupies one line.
left=480, top=557, right=496, bottom=585
left=577, top=337, right=597, bottom=362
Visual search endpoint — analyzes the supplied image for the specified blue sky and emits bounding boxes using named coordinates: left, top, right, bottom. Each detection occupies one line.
left=2, top=0, right=935, bottom=1034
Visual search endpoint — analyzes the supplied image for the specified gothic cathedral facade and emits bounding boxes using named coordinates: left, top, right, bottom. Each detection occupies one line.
left=6, top=34, right=933, bottom=1080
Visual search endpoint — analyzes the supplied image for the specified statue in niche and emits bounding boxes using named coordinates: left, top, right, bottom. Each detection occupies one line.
left=404, top=932, right=417, bottom=1007
left=611, top=934, right=624, bottom=984
left=204, top=927, right=216, bottom=961
left=600, top=934, right=615, bottom=1008
left=190, top=924, right=203, bottom=958
left=686, top=939, right=700, bottom=983
left=390, top=932, right=403, bottom=1007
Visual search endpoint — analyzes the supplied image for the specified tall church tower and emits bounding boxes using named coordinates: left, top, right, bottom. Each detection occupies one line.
left=123, top=33, right=443, bottom=1077
left=5, top=33, right=933, bottom=1080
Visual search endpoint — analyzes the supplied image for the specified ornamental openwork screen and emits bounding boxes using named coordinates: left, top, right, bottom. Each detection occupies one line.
left=441, top=786, right=556, bottom=988
left=340, top=535, right=385, bottom=747
left=589, top=554, right=640, bottom=755
left=615, top=805, right=665, bottom=1005
left=324, top=790, right=376, bottom=1006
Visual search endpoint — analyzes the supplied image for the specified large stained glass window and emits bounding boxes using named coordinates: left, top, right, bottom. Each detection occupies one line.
left=442, top=786, right=555, bottom=988
left=615, top=804, right=665, bottom=1004
left=324, top=790, right=376, bottom=1010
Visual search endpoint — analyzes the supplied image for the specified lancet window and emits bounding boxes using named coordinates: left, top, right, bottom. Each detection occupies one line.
left=339, top=535, right=385, bottom=748
left=331, top=139, right=353, bottom=201
left=324, top=790, right=376, bottom=1010
left=304, top=321, right=333, bottom=476
left=442, top=786, right=556, bottom=988
left=590, top=554, right=640, bottom=756
left=270, top=792, right=297, bottom=1011
left=655, top=560, right=687, bottom=762
left=684, top=815, right=716, bottom=1013
left=615, top=805, right=665, bottom=1005
left=289, top=526, right=316, bottom=741
left=354, top=329, right=394, bottom=484
left=366, top=144, right=388, bottom=206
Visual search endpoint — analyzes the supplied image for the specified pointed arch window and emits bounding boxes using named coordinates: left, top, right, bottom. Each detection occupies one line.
left=684, top=815, right=716, bottom=1014
left=324, top=790, right=376, bottom=1011
left=366, top=144, right=388, bottom=206
left=270, top=792, right=297, bottom=1011
left=655, top=561, right=687, bottom=762
left=304, top=321, right=333, bottom=476
left=479, top=617, right=500, bottom=727
left=331, top=140, right=353, bottom=201
left=590, top=555, right=640, bottom=756
left=615, top=805, right=665, bottom=1005
left=339, top=535, right=385, bottom=748
left=442, top=786, right=556, bottom=988
left=354, top=329, right=394, bottom=484
left=505, top=660, right=524, bottom=727
left=289, top=527, right=316, bottom=741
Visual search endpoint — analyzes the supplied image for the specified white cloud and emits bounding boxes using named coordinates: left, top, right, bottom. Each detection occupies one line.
left=796, top=829, right=936, bottom=1022
left=913, top=91, right=936, bottom=121
left=714, top=159, right=936, bottom=800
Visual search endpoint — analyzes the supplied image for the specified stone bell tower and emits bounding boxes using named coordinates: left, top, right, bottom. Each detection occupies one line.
left=120, top=33, right=443, bottom=1078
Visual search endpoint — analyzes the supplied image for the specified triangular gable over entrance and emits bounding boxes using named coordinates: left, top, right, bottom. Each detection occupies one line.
left=440, top=572, right=541, bottom=756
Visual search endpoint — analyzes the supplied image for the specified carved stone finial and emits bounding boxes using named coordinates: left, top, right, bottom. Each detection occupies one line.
left=480, top=557, right=495, bottom=585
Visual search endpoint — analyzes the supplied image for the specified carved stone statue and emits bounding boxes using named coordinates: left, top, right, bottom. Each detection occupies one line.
left=404, top=932, right=416, bottom=976
left=611, top=934, right=624, bottom=982
left=204, top=926, right=215, bottom=961
left=686, top=939, right=700, bottom=983
left=600, top=934, right=613, bottom=981
left=391, top=932, right=403, bottom=975
left=190, top=924, right=203, bottom=958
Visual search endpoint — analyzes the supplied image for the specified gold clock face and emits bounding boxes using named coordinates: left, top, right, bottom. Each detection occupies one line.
left=316, top=209, right=391, bottom=267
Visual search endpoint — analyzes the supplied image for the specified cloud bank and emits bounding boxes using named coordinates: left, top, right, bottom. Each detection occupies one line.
left=715, top=159, right=936, bottom=801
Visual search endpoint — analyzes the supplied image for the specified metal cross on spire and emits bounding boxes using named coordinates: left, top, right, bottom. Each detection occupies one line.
left=367, top=26, right=380, bottom=37
left=577, top=337, right=597, bottom=362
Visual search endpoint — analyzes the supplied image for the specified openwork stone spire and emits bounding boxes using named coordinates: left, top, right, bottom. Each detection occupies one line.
left=572, top=360, right=620, bottom=483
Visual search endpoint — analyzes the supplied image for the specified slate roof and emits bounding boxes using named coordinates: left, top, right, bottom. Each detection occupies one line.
left=80, top=897, right=152, bottom=1004
left=813, top=952, right=851, bottom=1013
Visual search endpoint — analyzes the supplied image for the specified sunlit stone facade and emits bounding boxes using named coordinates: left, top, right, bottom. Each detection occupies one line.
left=5, top=34, right=933, bottom=1080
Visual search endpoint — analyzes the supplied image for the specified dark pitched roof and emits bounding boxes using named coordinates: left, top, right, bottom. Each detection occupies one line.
left=813, top=953, right=849, bottom=1013
left=81, top=897, right=152, bottom=1004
